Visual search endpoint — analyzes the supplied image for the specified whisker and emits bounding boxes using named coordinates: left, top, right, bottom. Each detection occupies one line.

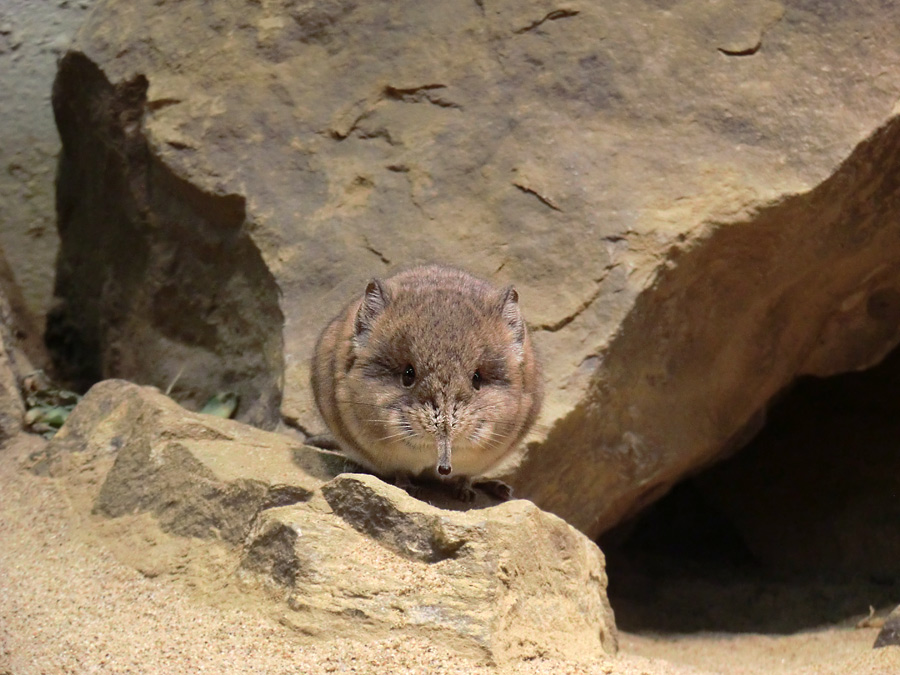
left=473, top=426, right=509, bottom=436
left=481, top=436, right=509, bottom=444
left=476, top=437, right=507, bottom=452
left=377, top=429, right=419, bottom=443
left=478, top=439, right=511, bottom=451
left=333, top=399, right=395, bottom=409
left=474, top=418, right=552, bottom=432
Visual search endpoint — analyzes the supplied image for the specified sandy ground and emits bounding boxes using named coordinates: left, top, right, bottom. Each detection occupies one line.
left=1, top=433, right=899, bottom=675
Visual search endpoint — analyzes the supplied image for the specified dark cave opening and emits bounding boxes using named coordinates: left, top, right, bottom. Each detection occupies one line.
left=601, top=345, right=900, bottom=634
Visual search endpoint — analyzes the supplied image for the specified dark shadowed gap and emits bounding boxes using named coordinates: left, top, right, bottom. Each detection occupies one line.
left=47, top=52, right=284, bottom=429
left=601, top=345, right=900, bottom=633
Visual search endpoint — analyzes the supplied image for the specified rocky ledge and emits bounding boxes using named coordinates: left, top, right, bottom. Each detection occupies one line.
left=33, top=379, right=616, bottom=664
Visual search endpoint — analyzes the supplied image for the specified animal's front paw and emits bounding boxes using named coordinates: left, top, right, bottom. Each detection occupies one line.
left=393, top=472, right=425, bottom=498
left=451, top=476, right=477, bottom=502
left=474, top=478, right=513, bottom=501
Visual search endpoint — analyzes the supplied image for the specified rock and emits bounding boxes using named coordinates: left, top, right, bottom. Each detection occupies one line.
left=42, top=378, right=616, bottom=664
left=0, top=231, right=52, bottom=446
left=50, top=0, right=900, bottom=536
left=40, top=379, right=339, bottom=541
left=0, top=311, right=24, bottom=444
left=875, top=606, right=900, bottom=649
left=321, top=474, right=472, bottom=563
left=0, top=0, right=97, bottom=330
left=0, top=277, right=37, bottom=445
left=243, top=474, right=616, bottom=663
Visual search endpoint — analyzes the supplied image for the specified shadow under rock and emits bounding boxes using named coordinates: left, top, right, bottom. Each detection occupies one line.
left=602, top=346, right=900, bottom=634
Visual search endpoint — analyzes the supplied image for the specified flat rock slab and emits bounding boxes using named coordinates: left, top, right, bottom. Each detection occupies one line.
left=38, top=379, right=616, bottom=664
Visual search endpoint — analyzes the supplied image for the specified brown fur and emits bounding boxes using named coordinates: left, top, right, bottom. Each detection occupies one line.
left=311, top=265, right=543, bottom=487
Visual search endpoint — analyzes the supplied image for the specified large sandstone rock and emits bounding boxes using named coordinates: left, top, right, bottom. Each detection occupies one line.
left=39, top=379, right=617, bottom=664
left=50, top=0, right=900, bottom=535
left=246, top=474, right=616, bottom=662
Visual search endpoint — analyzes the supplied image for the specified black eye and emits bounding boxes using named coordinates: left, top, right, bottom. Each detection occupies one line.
left=472, top=369, right=482, bottom=390
left=401, top=365, right=416, bottom=387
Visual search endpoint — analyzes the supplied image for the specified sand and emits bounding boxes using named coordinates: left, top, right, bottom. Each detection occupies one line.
left=1, top=433, right=898, bottom=675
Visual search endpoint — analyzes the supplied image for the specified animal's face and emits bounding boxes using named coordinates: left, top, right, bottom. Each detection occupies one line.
left=341, top=273, right=527, bottom=477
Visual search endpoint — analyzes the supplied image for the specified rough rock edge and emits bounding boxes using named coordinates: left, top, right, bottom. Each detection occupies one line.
left=36, top=379, right=331, bottom=542
left=875, top=605, right=900, bottom=649
left=519, top=115, right=900, bottom=536
left=242, top=474, right=618, bottom=663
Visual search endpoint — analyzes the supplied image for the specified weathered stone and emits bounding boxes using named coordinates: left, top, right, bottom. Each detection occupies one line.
left=0, top=366, right=22, bottom=445
left=50, top=0, right=900, bottom=536
left=42, top=379, right=337, bottom=541
left=526, top=114, right=900, bottom=536
left=0, top=0, right=97, bottom=328
left=875, top=606, right=900, bottom=649
left=0, top=282, right=32, bottom=445
left=0, top=358, right=23, bottom=445
left=321, top=474, right=470, bottom=563
left=42, top=378, right=617, bottom=664
left=243, top=474, right=616, bottom=664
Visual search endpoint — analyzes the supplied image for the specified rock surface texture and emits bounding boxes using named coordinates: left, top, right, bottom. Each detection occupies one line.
left=38, top=379, right=617, bottom=664
left=0, top=286, right=26, bottom=443
left=874, top=605, right=900, bottom=649
left=50, top=0, right=900, bottom=536
left=0, top=0, right=98, bottom=328
left=248, top=474, right=616, bottom=662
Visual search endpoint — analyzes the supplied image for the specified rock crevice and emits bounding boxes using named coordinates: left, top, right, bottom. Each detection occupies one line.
left=50, top=52, right=284, bottom=429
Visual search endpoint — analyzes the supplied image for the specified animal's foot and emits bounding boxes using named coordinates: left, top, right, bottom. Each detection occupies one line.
left=474, top=478, right=513, bottom=501
left=451, top=476, right=477, bottom=503
left=393, top=473, right=425, bottom=498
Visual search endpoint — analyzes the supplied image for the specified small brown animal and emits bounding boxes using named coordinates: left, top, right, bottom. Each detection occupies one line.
left=310, top=264, right=543, bottom=500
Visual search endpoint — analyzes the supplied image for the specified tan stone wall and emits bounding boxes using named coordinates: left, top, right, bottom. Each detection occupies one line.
left=0, top=0, right=96, bottom=325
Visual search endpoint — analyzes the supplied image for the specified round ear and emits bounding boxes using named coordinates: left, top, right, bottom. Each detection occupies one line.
left=354, top=279, right=388, bottom=345
left=500, top=285, right=526, bottom=348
